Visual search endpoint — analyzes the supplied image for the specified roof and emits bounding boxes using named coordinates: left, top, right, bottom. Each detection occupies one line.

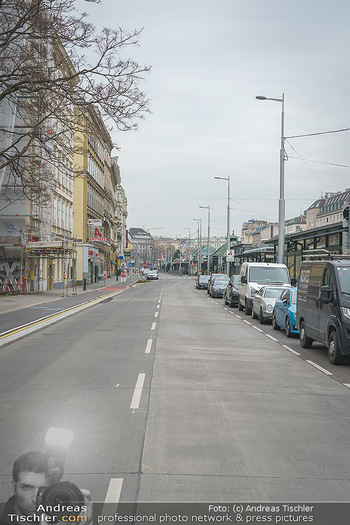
left=192, top=245, right=217, bottom=258
left=306, top=198, right=326, bottom=211
left=128, top=228, right=153, bottom=240
left=285, top=215, right=307, bottom=226
left=317, top=189, right=350, bottom=217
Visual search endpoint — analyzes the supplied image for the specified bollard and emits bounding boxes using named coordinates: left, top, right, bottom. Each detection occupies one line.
left=83, top=278, right=87, bottom=290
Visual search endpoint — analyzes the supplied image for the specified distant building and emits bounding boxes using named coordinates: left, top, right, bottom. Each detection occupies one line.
left=305, top=197, right=326, bottom=229
left=315, top=189, right=350, bottom=227
left=128, top=228, right=154, bottom=268
left=285, top=215, right=307, bottom=235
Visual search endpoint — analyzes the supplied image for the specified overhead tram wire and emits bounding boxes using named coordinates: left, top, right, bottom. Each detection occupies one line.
left=285, top=127, right=350, bottom=139
left=285, top=139, right=331, bottom=191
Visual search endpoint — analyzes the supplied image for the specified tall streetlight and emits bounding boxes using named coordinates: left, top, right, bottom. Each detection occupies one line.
left=214, top=175, right=230, bottom=276
left=184, top=227, right=191, bottom=275
left=193, top=218, right=202, bottom=274
left=175, top=235, right=182, bottom=273
left=256, top=93, right=285, bottom=264
left=199, top=205, right=211, bottom=275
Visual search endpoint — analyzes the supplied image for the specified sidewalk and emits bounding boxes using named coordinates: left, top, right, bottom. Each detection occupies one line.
left=0, top=275, right=141, bottom=315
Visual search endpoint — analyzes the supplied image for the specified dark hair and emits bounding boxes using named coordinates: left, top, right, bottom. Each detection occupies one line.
left=12, top=452, right=48, bottom=483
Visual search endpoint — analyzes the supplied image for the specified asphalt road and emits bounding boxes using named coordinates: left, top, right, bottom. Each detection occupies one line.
left=1, top=274, right=350, bottom=507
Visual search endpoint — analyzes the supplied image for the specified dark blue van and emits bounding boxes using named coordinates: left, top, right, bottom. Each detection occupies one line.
left=297, top=260, right=350, bottom=364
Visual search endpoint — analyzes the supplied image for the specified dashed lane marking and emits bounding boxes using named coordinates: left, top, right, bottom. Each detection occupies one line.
left=130, top=372, right=146, bottom=410
left=145, top=339, right=152, bottom=354
left=102, top=478, right=123, bottom=509
left=151, top=322, right=157, bottom=331
left=306, top=360, right=333, bottom=376
left=265, top=334, right=279, bottom=342
left=282, top=344, right=300, bottom=356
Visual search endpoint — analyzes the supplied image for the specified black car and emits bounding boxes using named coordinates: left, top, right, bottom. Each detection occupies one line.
left=195, top=274, right=210, bottom=289
left=207, top=273, right=227, bottom=294
left=224, top=275, right=240, bottom=307
left=209, top=275, right=230, bottom=298
left=297, top=259, right=350, bottom=365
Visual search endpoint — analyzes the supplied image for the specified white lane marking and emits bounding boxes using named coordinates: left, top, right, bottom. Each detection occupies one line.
left=151, top=322, right=156, bottom=330
left=265, top=334, right=278, bottom=342
left=236, top=315, right=242, bottom=319
left=155, top=312, right=159, bottom=318
left=243, top=320, right=251, bottom=325
left=130, top=372, right=146, bottom=410
left=157, top=305, right=160, bottom=309
left=282, top=344, right=300, bottom=356
left=343, top=384, right=350, bottom=389
left=306, top=360, right=333, bottom=376
left=145, top=339, right=152, bottom=354
left=103, top=478, right=123, bottom=505
left=253, top=326, right=263, bottom=332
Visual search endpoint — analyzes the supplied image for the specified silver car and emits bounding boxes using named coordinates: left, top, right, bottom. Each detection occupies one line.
left=252, top=286, right=290, bottom=324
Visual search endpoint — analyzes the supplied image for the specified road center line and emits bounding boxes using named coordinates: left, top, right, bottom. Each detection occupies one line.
left=306, top=360, right=333, bottom=376
left=151, top=322, right=157, bottom=330
left=145, top=339, right=152, bottom=354
left=130, top=372, right=146, bottom=410
left=282, top=344, right=300, bottom=356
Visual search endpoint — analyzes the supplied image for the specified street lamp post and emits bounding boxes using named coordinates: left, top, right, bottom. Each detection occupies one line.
left=256, top=93, right=285, bottom=264
left=214, top=176, right=230, bottom=276
left=184, top=227, right=191, bottom=275
left=193, top=218, right=202, bottom=274
left=199, top=205, right=211, bottom=275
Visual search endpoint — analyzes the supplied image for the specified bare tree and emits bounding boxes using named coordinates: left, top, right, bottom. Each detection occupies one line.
left=0, top=0, right=151, bottom=197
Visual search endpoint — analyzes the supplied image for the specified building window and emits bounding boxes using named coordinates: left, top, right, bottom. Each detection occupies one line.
left=53, top=198, right=56, bottom=226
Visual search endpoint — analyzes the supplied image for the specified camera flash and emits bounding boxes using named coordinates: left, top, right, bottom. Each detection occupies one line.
left=45, top=427, right=74, bottom=452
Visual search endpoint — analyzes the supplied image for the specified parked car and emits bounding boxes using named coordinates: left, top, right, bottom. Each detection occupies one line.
left=272, top=287, right=299, bottom=337
left=224, top=275, right=240, bottom=307
left=196, top=274, right=210, bottom=289
left=207, top=273, right=227, bottom=294
left=296, top=260, right=350, bottom=364
left=209, top=275, right=230, bottom=298
left=252, top=285, right=289, bottom=324
left=238, top=262, right=293, bottom=315
left=147, top=270, right=158, bottom=280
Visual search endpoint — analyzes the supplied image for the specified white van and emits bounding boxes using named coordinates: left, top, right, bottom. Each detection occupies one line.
left=238, top=262, right=292, bottom=315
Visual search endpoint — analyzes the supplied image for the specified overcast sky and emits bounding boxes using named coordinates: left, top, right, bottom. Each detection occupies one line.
left=76, top=0, right=350, bottom=240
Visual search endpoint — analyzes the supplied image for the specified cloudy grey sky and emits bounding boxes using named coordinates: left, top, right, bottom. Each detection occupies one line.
left=76, top=0, right=350, bottom=239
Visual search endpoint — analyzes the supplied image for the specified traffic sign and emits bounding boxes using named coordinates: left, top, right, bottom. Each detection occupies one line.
left=226, top=250, right=235, bottom=262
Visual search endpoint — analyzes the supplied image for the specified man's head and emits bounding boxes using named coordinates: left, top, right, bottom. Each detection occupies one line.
left=11, top=452, right=49, bottom=517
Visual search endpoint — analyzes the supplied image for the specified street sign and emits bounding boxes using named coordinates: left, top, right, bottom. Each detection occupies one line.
left=88, top=219, right=103, bottom=227
left=226, top=250, right=235, bottom=262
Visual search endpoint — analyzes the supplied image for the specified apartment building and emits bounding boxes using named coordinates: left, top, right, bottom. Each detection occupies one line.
left=73, top=105, right=119, bottom=284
